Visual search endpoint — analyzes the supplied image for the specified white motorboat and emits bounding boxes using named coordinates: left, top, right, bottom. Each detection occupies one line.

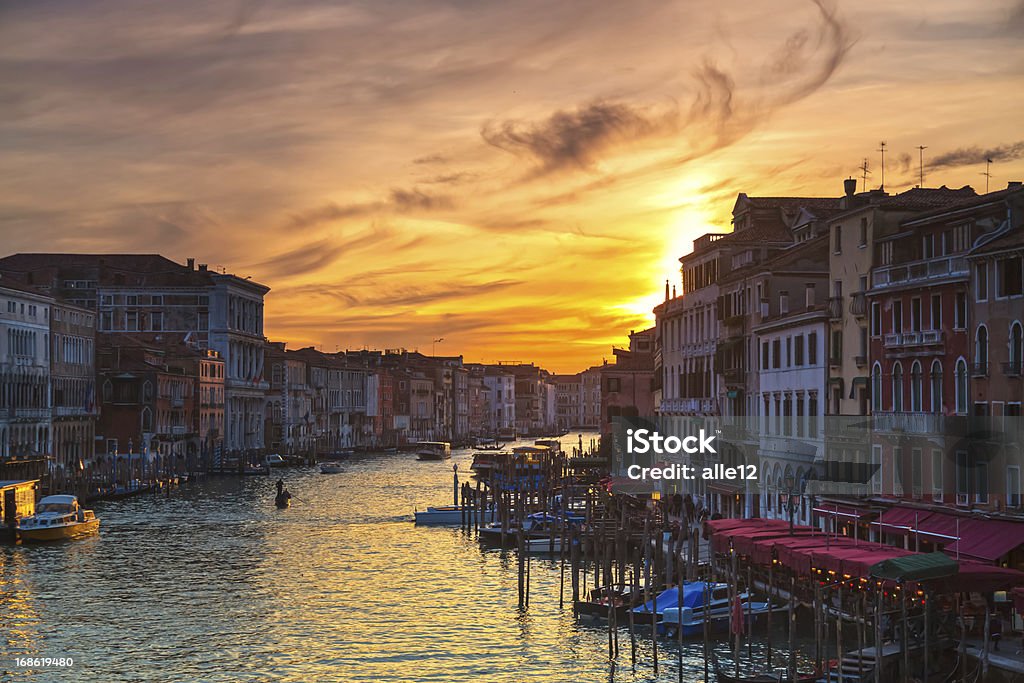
left=265, top=454, right=287, bottom=468
left=17, top=495, right=100, bottom=542
left=319, top=461, right=344, bottom=474
left=415, top=442, right=451, bottom=461
left=413, top=505, right=484, bottom=525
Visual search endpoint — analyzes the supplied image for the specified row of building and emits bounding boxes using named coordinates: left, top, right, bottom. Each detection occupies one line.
left=596, top=178, right=1024, bottom=567
left=0, top=254, right=626, bottom=469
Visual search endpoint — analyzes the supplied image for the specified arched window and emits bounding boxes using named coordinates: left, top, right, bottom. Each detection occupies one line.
left=955, top=358, right=968, bottom=414
left=102, top=380, right=112, bottom=403
left=975, top=325, right=989, bottom=376
left=141, top=407, right=153, bottom=433
left=1010, top=322, right=1023, bottom=374
left=142, top=381, right=154, bottom=403
left=892, top=362, right=904, bottom=412
left=930, top=360, right=943, bottom=414
left=871, top=363, right=883, bottom=412
left=910, top=361, right=923, bottom=412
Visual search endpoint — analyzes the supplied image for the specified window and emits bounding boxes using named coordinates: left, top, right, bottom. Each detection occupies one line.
left=923, top=234, right=935, bottom=259
left=976, top=461, right=989, bottom=504
left=975, top=325, right=989, bottom=375
left=893, top=447, right=904, bottom=496
left=930, top=293, right=942, bottom=330
left=872, top=444, right=883, bottom=494
left=606, top=377, right=621, bottom=392
left=955, top=358, right=968, bottom=414
left=956, top=450, right=969, bottom=504
left=772, top=339, right=781, bottom=369
left=1011, top=322, right=1024, bottom=373
left=871, top=363, right=883, bottom=412
left=997, top=257, right=1023, bottom=297
left=975, top=263, right=988, bottom=301
left=892, top=362, right=904, bottom=412
left=912, top=448, right=923, bottom=498
left=786, top=337, right=792, bottom=367
left=859, top=217, right=867, bottom=247
left=833, top=225, right=842, bottom=254
left=830, top=330, right=842, bottom=364
left=871, top=302, right=881, bottom=336
left=808, top=332, right=818, bottom=365
left=911, top=298, right=922, bottom=332
left=954, top=292, right=967, bottom=329
left=794, top=335, right=804, bottom=366
left=151, top=311, right=163, bottom=332
left=833, top=280, right=843, bottom=298
left=930, top=360, right=943, bottom=414
left=1009, top=466, right=1021, bottom=508
left=910, top=361, right=923, bottom=412
left=892, top=300, right=903, bottom=334
left=932, top=449, right=944, bottom=502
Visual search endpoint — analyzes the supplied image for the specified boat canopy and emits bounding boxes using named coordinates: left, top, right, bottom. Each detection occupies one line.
left=417, top=442, right=450, bottom=447
left=869, top=552, right=959, bottom=583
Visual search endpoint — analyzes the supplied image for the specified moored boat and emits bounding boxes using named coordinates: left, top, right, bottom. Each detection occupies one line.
left=17, top=495, right=100, bottom=542
left=712, top=653, right=818, bottom=682
left=415, top=442, right=451, bottom=461
left=414, top=505, right=491, bottom=525
left=265, top=454, right=287, bottom=468
left=575, top=584, right=647, bottom=619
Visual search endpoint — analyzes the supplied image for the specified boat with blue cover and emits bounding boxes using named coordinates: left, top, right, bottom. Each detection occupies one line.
left=631, top=581, right=771, bottom=635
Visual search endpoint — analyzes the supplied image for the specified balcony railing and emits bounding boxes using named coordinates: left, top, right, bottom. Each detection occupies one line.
left=883, top=330, right=944, bottom=348
left=872, top=255, right=968, bottom=288
left=854, top=354, right=867, bottom=367
left=849, top=292, right=867, bottom=317
left=1003, top=361, right=1023, bottom=377
left=872, top=411, right=945, bottom=434
left=971, top=362, right=989, bottom=378
left=828, top=297, right=843, bottom=321
left=659, top=397, right=717, bottom=414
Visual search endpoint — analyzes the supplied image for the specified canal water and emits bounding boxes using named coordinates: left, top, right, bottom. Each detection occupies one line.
left=2, top=434, right=815, bottom=682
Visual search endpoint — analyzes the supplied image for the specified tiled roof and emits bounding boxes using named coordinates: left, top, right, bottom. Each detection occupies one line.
left=902, top=185, right=1023, bottom=225
left=878, top=186, right=977, bottom=212
left=740, top=195, right=844, bottom=212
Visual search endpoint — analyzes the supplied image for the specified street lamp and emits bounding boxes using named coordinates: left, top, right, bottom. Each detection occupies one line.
left=783, top=472, right=796, bottom=535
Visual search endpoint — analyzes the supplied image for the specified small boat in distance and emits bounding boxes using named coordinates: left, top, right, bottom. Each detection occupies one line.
left=265, top=454, right=287, bottom=468
left=415, top=442, right=451, bottom=461
left=274, top=490, right=292, bottom=508
left=414, top=504, right=491, bottom=525
left=17, top=495, right=100, bottom=542
left=319, top=462, right=344, bottom=474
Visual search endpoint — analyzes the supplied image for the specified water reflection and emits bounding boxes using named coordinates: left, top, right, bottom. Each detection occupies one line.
left=1, top=435, right=814, bottom=682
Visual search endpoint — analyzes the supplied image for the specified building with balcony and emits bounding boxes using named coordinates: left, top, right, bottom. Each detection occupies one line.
left=0, top=254, right=270, bottom=458
left=481, top=367, right=515, bottom=434
left=49, top=299, right=96, bottom=468
left=868, top=185, right=1021, bottom=513
left=0, top=281, right=52, bottom=460
left=600, top=328, right=655, bottom=435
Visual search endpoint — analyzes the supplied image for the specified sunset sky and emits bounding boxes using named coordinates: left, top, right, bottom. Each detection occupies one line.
left=2, top=0, right=1023, bottom=372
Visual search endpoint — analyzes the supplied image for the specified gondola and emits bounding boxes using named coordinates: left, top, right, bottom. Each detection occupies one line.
left=274, top=491, right=292, bottom=508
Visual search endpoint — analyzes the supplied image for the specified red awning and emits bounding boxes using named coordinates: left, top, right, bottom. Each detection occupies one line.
left=929, top=562, right=1024, bottom=593
left=751, top=535, right=826, bottom=565
left=945, top=518, right=1024, bottom=563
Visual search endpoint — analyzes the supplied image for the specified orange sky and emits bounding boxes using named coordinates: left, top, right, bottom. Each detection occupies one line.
left=2, top=0, right=1023, bottom=372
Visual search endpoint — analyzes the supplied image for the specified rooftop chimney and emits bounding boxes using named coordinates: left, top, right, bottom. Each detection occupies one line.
left=198, top=263, right=208, bottom=272
left=186, top=258, right=195, bottom=270
left=844, top=177, right=857, bottom=197
left=665, top=279, right=670, bottom=301
left=1009, top=181, right=1022, bottom=189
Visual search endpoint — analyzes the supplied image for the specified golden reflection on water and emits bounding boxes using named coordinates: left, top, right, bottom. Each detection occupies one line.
left=1, top=433, right=814, bottom=682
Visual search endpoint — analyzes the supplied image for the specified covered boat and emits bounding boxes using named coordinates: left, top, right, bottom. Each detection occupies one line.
left=17, top=495, right=99, bottom=542
left=415, top=442, right=452, bottom=461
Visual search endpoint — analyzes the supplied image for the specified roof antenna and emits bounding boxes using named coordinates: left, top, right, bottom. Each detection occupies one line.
left=981, top=158, right=993, bottom=194
left=877, top=141, right=887, bottom=190
left=917, top=146, right=927, bottom=188
left=859, top=158, right=871, bottom=193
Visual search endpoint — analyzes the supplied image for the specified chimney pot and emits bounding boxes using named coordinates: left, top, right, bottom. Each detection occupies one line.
left=186, top=258, right=195, bottom=270
left=844, top=178, right=857, bottom=197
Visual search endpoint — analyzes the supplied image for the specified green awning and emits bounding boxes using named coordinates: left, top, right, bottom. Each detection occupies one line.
left=869, top=552, right=959, bottom=582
